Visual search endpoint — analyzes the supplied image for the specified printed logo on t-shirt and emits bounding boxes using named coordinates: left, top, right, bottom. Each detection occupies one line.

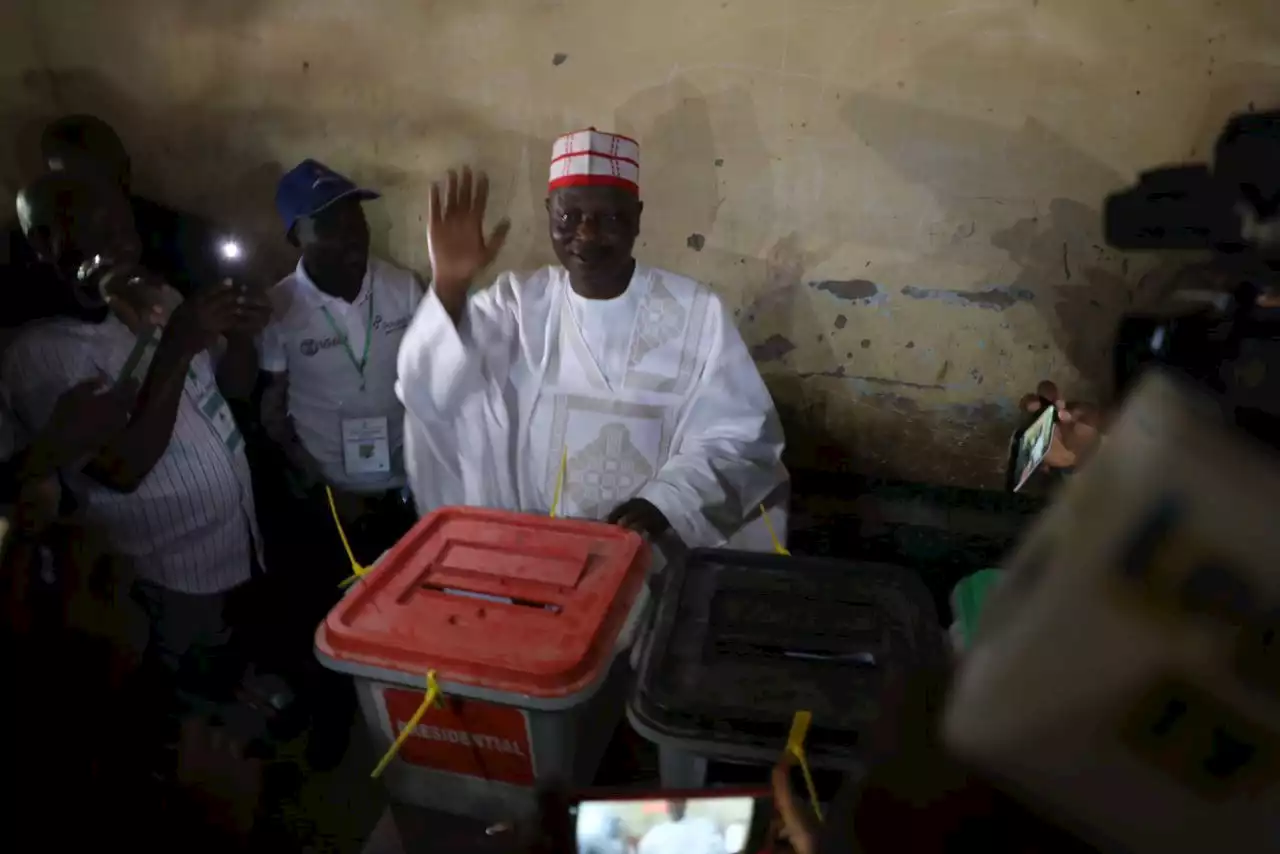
left=299, top=335, right=346, bottom=357
left=380, top=315, right=411, bottom=335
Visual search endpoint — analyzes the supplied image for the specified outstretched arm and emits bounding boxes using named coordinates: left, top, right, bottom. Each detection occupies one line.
left=397, top=166, right=517, bottom=424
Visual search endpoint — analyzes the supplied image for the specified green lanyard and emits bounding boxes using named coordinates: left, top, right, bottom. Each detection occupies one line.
left=319, top=292, right=375, bottom=391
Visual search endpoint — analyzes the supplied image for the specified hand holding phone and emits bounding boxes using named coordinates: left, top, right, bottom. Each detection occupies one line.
left=213, top=236, right=273, bottom=335
left=771, top=757, right=819, bottom=854
left=1011, top=381, right=1105, bottom=488
left=1007, top=400, right=1058, bottom=492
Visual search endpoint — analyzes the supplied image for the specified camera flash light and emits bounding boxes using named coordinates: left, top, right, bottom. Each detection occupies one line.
left=219, top=238, right=244, bottom=262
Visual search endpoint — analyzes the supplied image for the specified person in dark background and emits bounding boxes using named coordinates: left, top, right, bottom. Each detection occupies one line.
left=0, top=265, right=265, bottom=854
left=42, top=113, right=223, bottom=297
left=260, top=159, right=420, bottom=562
left=3, top=171, right=269, bottom=705
left=2, top=114, right=223, bottom=331
left=258, top=159, right=422, bottom=770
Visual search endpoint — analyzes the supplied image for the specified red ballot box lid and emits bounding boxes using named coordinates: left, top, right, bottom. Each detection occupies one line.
left=317, top=507, right=650, bottom=699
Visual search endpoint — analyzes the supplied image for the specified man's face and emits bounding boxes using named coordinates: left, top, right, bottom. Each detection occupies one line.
left=666, top=799, right=687, bottom=822
left=547, top=186, right=642, bottom=288
left=295, top=196, right=371, bottom=284
left=28, top=185, right=143, bottom=309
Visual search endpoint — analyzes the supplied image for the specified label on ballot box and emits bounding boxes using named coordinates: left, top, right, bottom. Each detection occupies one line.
left=378, top=685, right=535, bottom=786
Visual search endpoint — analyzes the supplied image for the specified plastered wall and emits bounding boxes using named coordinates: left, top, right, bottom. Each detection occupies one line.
left=4, top=0, right=1278, bottom=487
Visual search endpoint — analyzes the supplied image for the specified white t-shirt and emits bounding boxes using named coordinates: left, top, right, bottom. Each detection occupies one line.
left=260, top=257, right=421, bottom=493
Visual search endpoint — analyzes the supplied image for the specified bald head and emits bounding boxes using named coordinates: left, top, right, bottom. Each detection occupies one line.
left=16, top=172, right=141, bottom=303
left=41, top=114, right=131, bottom=189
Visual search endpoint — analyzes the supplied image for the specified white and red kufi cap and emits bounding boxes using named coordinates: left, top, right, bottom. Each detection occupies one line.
left=548, top=128, right=640, bottom=195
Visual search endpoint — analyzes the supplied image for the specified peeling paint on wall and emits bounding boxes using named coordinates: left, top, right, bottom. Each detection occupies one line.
left=900, top=285, right=1036, bottom=310
left=751, top=334, right=796, bottom=363
left=813, top=279, right=881, bottom=302
left=12, top=0, right=1270, bottom=488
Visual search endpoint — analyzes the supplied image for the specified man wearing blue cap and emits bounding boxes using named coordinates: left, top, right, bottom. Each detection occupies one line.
left=261, top=158, right=423, bottom=557
left=259, top=161, right=421, bottom=761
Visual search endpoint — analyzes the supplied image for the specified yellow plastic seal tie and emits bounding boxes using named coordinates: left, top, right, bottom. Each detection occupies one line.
left=761, top=503, right=790, bottom=556
left=371, top=671, right=442, bottom=779
left=549, top=445, right=568, bottom=518
left=786, top=710, right=823, bottom=822
left=327, top=485, right=369, bottom=588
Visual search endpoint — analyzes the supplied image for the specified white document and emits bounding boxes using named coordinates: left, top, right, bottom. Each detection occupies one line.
left=342, top=416, right=391, bottom=475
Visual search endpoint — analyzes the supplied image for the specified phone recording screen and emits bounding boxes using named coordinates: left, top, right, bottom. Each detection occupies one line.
left=1011, top=404, right=1057, bottom=492
left=574, top=795, right=758, bottom=854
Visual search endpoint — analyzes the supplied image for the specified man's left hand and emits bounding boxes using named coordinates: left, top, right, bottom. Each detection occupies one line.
left=607, top=498, right=670, bottom=539
left=31, top=377, right=138, bottom=472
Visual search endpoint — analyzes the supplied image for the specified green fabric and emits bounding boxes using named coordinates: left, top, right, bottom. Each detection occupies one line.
left=952, top=568, right=1003, bottom=646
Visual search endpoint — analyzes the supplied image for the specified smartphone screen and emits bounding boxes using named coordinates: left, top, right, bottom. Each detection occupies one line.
left=573, top=791, right=765, bottom=854
left=1009, top=403, right=1057, bottom=492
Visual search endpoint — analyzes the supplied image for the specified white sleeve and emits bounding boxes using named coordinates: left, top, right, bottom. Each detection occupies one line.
left=395, top=274, right=521, bottom=425
left=638, top=297, right=787, bottom=547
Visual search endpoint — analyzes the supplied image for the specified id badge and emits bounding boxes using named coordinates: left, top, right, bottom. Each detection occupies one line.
left=199, top=387, right=243, bottom=452
left=342, top=416, right=391, bottom=475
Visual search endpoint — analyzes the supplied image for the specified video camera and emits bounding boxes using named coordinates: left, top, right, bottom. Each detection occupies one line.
left=1105, top=109, right=1280, bottom=448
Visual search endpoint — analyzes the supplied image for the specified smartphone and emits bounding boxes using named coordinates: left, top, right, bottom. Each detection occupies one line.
left=214, top=236, right=256, bottom=290
left=216, top=236, right=245, bottom=268
left=571, top=788, right=771, bottom=854
left=1007, top=401, right=1057, bottom=492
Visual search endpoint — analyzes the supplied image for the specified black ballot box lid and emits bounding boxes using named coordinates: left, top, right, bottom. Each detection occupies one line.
left=629, top=548, right=945, bottom=770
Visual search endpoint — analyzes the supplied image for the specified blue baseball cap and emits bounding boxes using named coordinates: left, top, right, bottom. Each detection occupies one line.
left=276, top=159, right=380, bottom=235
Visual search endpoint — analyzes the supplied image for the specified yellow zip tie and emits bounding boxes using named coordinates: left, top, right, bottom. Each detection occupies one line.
left=786, top=710, right=823, bottom=821
left=371, top=671, right=442, bottom=779
left=327, top=486, right=370, bottom=588
left=549, top=445, right=568, bottom=518
left=761, top=503, right=790, bottom=556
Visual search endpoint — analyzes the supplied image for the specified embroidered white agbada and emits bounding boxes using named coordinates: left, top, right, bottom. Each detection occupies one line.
left=396, top=263, right=788, bottom=549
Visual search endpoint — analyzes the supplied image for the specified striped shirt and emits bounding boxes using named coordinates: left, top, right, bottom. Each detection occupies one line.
left=1, top=315, right=260, bottom=594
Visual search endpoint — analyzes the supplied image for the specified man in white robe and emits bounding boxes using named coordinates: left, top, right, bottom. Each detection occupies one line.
left=397, top=129, right=787, bottom=549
